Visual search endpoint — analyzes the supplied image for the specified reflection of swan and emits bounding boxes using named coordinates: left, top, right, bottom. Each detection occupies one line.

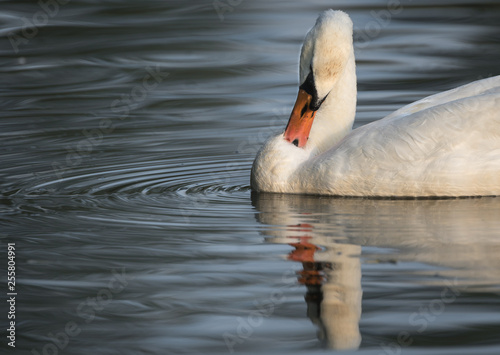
left=251, top=10, right=500, bottom=197
left=286, top=233, right=362, bottom=350
left=252, top=192, right=500, bottom=349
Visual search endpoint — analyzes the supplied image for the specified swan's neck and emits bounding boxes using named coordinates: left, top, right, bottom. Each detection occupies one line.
left=251, top=52, right=356, bottom=193
left=308, top=52, right=356, bottom=155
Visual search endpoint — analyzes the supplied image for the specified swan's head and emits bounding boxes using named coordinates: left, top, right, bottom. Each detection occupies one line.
left=284, top=10, right=354, bottom=148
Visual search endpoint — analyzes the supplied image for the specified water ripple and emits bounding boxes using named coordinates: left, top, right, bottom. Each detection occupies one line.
left=24, top=156, right=249, bottom=196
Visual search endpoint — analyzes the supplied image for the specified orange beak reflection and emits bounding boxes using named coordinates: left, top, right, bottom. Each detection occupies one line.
left=284, top=89, right=317, bottom=148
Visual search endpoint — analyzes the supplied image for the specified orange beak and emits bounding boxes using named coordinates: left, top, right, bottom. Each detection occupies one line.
left=283, top=89, right=317, bottom=148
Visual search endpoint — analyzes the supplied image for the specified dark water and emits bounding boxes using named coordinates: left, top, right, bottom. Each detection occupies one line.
left=1, top=0, right=500, bottom=354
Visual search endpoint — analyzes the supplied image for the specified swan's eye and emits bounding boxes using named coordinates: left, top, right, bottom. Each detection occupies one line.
left=292, top=139, right=299, bottom=147
left=314, top=93, right=329, bottom=110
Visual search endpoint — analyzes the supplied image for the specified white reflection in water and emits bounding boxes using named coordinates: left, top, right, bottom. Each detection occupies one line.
left=252, top=193, right=500, bottom=349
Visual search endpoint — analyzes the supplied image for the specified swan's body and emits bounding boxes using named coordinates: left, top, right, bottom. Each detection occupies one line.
left=251, top=10, right=500, bottom=197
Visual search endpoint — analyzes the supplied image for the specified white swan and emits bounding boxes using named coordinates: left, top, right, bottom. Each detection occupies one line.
left=251, top=10, right=500, bottom=197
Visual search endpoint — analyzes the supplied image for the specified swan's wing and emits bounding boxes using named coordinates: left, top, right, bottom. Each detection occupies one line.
left=383, top=75, right=500, bottom=122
